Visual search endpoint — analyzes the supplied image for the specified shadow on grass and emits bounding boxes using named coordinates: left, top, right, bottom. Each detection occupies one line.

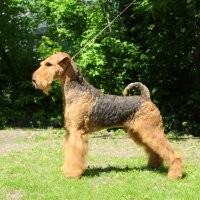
left=92, top=133, right=200, bottom=141
left=83, top=165, right=169, bottom=177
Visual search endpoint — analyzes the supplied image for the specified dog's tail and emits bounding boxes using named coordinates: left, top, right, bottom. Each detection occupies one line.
left=123, top=82, right=151, bottom=100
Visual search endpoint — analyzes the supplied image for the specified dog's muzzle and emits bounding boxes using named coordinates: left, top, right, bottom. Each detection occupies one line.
left=32, top=79, right=37, bottom=88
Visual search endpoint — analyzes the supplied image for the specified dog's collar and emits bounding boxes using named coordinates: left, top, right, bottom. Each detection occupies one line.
left=62, top=59, right=83, bottom=84
left=61, top=60, right=71, bottom=77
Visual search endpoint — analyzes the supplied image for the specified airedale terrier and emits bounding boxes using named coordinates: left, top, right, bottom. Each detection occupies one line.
left=32, top=52, right=183, bottom=179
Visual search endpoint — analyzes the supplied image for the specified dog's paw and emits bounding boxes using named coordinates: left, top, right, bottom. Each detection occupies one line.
left=61, top=165, right=82, bottom=179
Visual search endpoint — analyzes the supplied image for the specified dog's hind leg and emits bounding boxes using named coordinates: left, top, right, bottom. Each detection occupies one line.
left=144, top=147, right=163, bottom=168
left=126, top=102, right=183, bottom=179
left=128, top=130, right=163, bottom=169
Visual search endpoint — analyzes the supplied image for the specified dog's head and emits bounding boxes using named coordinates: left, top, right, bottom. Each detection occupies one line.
left=32, top=52, right=82, bottom=95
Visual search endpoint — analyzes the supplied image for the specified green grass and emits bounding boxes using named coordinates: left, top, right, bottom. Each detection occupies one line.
left=0, top=129, right=200, bottom=200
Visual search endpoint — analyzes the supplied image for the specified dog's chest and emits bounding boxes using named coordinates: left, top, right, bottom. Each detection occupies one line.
left=89, top=95, right=144, bottom=128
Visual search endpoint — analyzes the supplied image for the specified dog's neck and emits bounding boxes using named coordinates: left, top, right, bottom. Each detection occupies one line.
left=60, top=61, right=83, bottom=84
left=59, top=61, right=102, bottom=114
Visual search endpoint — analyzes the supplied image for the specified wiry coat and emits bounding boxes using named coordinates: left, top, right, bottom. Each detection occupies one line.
left=32, top=52, right=183, bottom=179
left=65, top=79, right=147, bottom=130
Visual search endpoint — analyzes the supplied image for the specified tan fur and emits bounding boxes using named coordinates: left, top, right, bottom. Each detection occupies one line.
left=32, top=52, right=183, bottom=179
left=125, top=102, right=183, bottom=179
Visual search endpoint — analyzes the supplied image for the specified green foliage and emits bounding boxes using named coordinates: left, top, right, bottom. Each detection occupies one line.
left=0, top=0, right=200, bottom=135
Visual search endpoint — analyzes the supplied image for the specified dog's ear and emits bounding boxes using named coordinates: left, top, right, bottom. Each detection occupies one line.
left=49, top=52, right=70, bottom=65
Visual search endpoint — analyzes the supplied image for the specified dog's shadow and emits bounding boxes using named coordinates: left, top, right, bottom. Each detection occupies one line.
left=83, top=165, right=169, bottom=177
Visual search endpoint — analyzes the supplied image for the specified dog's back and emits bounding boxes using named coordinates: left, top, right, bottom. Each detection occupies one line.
left=89, top=94, right=147, bottom=128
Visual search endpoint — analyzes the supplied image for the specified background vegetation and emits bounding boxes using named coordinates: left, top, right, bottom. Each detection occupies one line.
left=0, top=0, right=200, bottom=135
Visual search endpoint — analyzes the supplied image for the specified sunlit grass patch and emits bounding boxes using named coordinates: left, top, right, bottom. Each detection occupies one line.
left=0, top=129, right=200, bottom=200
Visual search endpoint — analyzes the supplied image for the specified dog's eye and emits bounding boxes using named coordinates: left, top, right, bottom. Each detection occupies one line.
left=46, top=62, right=52, bottom=67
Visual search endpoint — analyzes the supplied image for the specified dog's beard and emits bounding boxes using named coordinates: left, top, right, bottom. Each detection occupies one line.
left=33, top=81, right=52, bottom=95
left=42, top=84, right=51, bottom=95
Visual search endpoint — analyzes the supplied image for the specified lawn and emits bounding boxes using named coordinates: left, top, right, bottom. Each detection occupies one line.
left=0, top=129, right=200, bottom=200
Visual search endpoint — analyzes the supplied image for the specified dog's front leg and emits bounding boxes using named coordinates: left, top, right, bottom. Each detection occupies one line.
left=61, top=130, right=88, bottom=179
